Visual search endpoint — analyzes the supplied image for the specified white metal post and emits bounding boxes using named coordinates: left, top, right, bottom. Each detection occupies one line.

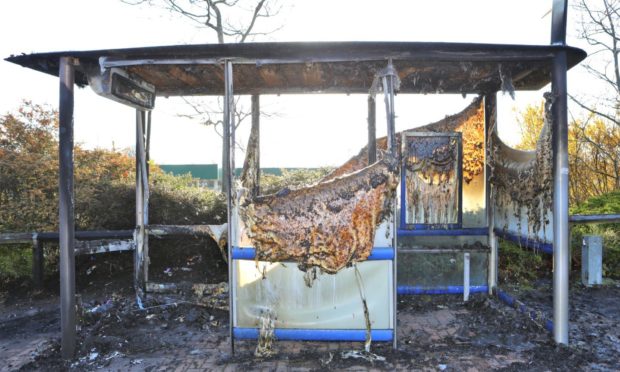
left=464, top=252, right=471, bottom=302
left=485, top=94, right=498, bottom=294
left=551, top=0, right=570, bottom=345
left=224, top=60, right=236, bottom=354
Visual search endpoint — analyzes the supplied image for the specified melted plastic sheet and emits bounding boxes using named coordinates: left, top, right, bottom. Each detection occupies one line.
left=324, top=96, right=486, bottom=228
left=240, top=157, right=398, bottom=274
left=403, top=133, right=461, bottom=227
left=489, top=93, right=553, bottom=242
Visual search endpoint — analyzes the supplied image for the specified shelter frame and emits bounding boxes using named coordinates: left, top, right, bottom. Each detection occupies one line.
left=8, top=0, right=581, bottom=357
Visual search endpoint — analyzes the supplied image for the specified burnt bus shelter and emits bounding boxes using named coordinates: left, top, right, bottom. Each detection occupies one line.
left=5, top=0, right=585, bottom=359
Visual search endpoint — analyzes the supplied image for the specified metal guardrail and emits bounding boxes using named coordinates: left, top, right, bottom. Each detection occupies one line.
left=0, top=224, right=218, bottom=288
left=1, top=215, right=618, bottom=288
left=0, top=230, right=134, bottom=244
left=569, top=214, right=620, bottom=224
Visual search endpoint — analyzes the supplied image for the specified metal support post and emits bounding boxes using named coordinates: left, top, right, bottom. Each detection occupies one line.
left=464, top=252, right=471, bottom=302
left=224, top=60, right=236, bottom=354
left=552, top=50, right=570, bottom=345
left=392, top=202, right=398, bottom=350
left=382, top=62, right=397, bottom=155
left=221, top=135, right=229, bottom=194
left=484, top=94, right=498, bottom=294
left=381, top=60, right=398, bottom=350
left=32, top=233, right=43, bottom=289
left=551, top=0, right=570, bottom=345
left=551, top=0, right=568, bottom=45
left=367, top=96, right=376, bottom=164
left=58, top=56, right=76, bottom=359
left=135, top=110, right=149, bottom=303
left=139, top=111, right=150, bottom=284
left=146, top=111, right=152, bottom=178
left=251, top=94, right=260, bottom=194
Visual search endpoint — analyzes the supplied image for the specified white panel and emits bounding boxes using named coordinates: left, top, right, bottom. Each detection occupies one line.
left=374, top=215, right=394, bottom=246
left=235, top=260, right=393, bottom=329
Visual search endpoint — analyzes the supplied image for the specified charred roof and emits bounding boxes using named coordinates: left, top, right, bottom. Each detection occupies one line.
left=5, top=42, right=586, bottom=96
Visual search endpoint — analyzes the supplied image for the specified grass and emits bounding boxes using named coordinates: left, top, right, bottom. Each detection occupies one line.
left=498, top=239, right=550, bottom=288
left=0, top=245, right=32, bottom=288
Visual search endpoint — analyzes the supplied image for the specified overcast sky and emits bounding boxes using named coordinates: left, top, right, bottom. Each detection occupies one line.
left=0, top=0, right=590, bottom=168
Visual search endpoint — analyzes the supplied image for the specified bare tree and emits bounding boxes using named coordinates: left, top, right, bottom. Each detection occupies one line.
left=571, top=0, right=620, bottom=127
left=123, top=0, right=282, bottom=191
left=123, top=0, right=281, bottom=43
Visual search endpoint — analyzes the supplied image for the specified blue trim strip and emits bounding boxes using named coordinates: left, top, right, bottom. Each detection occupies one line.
left=397, top=228, right=488, bottom=237
left=398, top=285, right=488, bottom=295
left=494, top=229, right=553, bottom=254
left=496, top=289, right=554, bottom=334
left=232, top=247, right=394, bottom=261
left=233, top=328, right=393, bottom=341
left=366, top=247, right=394, bottom=260
left=231, top=247, right=256, bottom=260
left=404, top=223, right=463, bottom=230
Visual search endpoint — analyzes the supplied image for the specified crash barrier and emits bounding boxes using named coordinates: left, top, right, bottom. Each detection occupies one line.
left=493, top=214, right=620, bottom=255
left=2, top=214, right=617, bottom=290
left=0, top=224, right=215, bottom=288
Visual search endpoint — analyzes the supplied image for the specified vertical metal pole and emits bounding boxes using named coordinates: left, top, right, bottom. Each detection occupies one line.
left=137, top=111, right=150, bottom=288
left=381, top=61, right=398, bottom=350
left=146, top=111, right=152, bottom=178
left=144, top=112, right=151, bottom=283
left=551, top=0, right=568, bottom=45
left=221, top=93, right=232, bottom=193
left=224, top=60, right=236, bottom=354
left=32, top=234, right=43, bottom=289
left=392, top=202, right=398, bottom=350
left=367, top=96, right=376, bottom=164
left=58, top=56, right=76, bottom=359
left=251, top=94, right=260, bottom=194
left=551, top=0, right=569, bottom=345
left=552, top=50, right=570, bottom=345
left=485, top=94, right=498, bottom=295
left=134, top=110, right=146, bottom=303
left=221, top=133, right=229, bottom=194
left=382, top=62, right=397, bottom=155
left=463, top=252, right=471, bottom=302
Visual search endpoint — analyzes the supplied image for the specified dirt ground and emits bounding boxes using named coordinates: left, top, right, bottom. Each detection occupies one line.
left=1, top=241, right=619, bottom=371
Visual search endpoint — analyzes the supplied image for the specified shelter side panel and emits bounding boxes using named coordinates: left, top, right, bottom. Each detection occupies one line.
left=235, top=260, right=392, bottom=329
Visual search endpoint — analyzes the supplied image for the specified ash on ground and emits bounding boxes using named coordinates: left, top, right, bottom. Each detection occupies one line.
left=1, top=242, right=619, bottom=371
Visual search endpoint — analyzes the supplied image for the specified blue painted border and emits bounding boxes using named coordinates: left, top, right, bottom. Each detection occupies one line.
left=497, top=289, right=554, bottom=333
left=494, top=229, right=553, bottom=254
left=397, top=285, right=488, bottom=295
left=233, top=328, right=393, bottom=341
left=397, top=227, right=488, bottom=237
left=232, top=246, right=394, bottom=261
